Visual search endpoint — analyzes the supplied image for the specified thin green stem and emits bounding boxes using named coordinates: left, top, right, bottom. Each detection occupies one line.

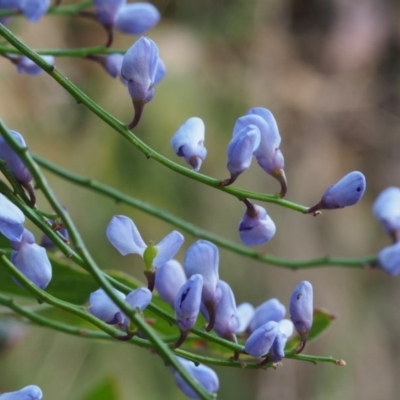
left=0, top=46, right=125, bottom=57
left=0, top=23, right=308, bottom=213
left=34, top=154, right=377, bottom=269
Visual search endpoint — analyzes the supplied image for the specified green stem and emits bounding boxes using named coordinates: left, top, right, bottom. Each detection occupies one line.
left=0, top=23, right=307, bottom=214
left=34, top=154, right=377, bottom=269
left=0, top=120, right=213, bottom=400
left=0, top=46, right=125, bottom=57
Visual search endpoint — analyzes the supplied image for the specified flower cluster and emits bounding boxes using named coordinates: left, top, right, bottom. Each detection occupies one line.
left=374, top=187, right=400, bottom=275
left=0, top=0, right=49, bottom=23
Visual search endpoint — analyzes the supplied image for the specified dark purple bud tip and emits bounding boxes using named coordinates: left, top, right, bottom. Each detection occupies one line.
left=204, top=300, right=217, bottom=332
left=104, top=24, right=114, bottom=48
left=21, top=181, right=36, bottom=207
left=172, top=330, right=188, bottom=349
left=219, top=174, right=238, bottom=187
left=271, top=168, right=287, bottom=198
left=143, top=270, right=155, bottom=292
left=128, top=101, right=145, bottom=129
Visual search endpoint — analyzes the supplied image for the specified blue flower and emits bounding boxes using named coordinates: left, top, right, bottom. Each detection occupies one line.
left=172, top=357, right=219, bottom=399
left=15, top=55, right=55, bottom=76
left=10, top=229, right=52, bottom=290
left=289, top=281, right=313, bottom=352
left=0, top=194, right=24, bottom=242
left=0, top=384, right=43, bottom=399
left=268, top=319, right=294, bottom=363
left=171, top=117, right=207, bottom=172
left=93, top=0, right=160, bottom=46
left=0, top=0, right=49, bottom=22
left=307, top=171, right=366, bottom=214
left=235, top=302, right=255, bottom=333
left=213, top=280, right=238, bottom=340
left=239, top=201, right=276, bottom=245
left=377, top=242, right=400, bottom=276
left=121, top=37, right=161, bottom=128
left=184, top=240, right=220, bottom=331
left=106, top=215, right=184, bottom=290
left=222, top=124, right=260, bottom=185
left=373, top=187, right=400, bottom=241
left=174, top=274, right=203, bottom=346
left=89, top=287, right=126, bottom=324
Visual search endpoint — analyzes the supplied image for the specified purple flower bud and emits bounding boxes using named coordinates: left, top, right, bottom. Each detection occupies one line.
left=0, top=384, right=43, bottom=399
left=213, top=280, right=239, bottom=339
left=174, top=274, right=203, bottom=333
left=184, top=240, right=219, bottom=305
left=289, top=281, right=313, bottom=341
left=171, top=117, right=207, bottom=172
left=173, top=357, right=219, bottom=399
left=40, top=225, right=68, bottom=249
left=223, top=124, right=260, bottom=185
left=114, top=2, right=160, bottom=35
left=121, top=37, right=160, bottom=128
left=308, top=171, right=366, bottom=213
left=19, top=0, right=50, bottom=22
left=155, top=259, right=186, bottom=307
left=244, top=320, right=278, bottom=358
left=88, top=288, right=126, bottom=324
left=377, top=242, right=400, bottom=276
left=235, top=302, right=255, bottom=333
left=239, top=202, right=276, bottom=246
left=15, top=55, right=54, bottom=76
left=249, top=298, right=286, bottom=333
left=269, top=319, right=294, bottom=363
left=0, top=130, right=32, bottom=183
left=125, top=287, right=152, bottom=311
left=0, top=194, right=24, bottom=242
left=11, top=229, right=52, bottom=290
left=373, top=187, right=400, bottom=240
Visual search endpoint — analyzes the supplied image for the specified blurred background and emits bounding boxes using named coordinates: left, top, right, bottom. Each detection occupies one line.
left=1, top=0, right=400, bottom=398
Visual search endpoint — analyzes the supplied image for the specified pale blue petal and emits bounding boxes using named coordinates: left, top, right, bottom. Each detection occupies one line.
left=154, top=230, right=184, bottom=268
left=106, top=215, right=146, bottom=256
left=244, top=321, right=278, bottom=358
left=88, top=288, right=126, bottom=324
left=115, top=2, right=160, bottom=34
left=0, top=194, right=24, bottom=242
left=249, top=298, right=286, bottom=333
left=213, top=280, right=238, bottom=338
left=0, top=384, right=43, bottom=399
left=125, top=287, right=152, bottom=311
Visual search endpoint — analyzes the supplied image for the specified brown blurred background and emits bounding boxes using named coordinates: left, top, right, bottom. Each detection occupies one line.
left=1, top=0, right=400, bottom=398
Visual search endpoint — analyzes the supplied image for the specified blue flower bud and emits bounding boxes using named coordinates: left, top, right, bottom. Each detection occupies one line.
left=172, top=357, right=219, bottom=399
left=0, top=194, right=24, bottom=242
left=11, top=229, right=52, bottom=289
left=154, top=58, right=166, bottom=85
left=244, top=320, right=278, bottom=358
left=0, top=384, right=43, bottom=399
left=213, top=280, right=239, bottom=339
left=307, top=171, right=366, bottom=213
left=233, top=109, right=287, bottom=196
left=174, top=274, right=203, bottom=333
left=103, top=53, right=124, bottom=79
left=239, top=201, right=276, bottom=245
left=373, top=187, right=400, bottom=241
left=0, top=130, right=32, bottom=183
left=40, top=225, right=68, bottom=249
left=88, top=288, right=126, bottom=324
left=125, top=287, right=152, bottom=311
left=184, top=240, right=220, bottom=304
left=235, top=302, right=255, bottom=333
left=249, top=298, right=286, bottom=332
left=377, top=242, right=400, bottom=276
left=93, top=0, right=125, bottom=26
left=222, top=124, right=260, bottom=185
left=155, top=259, right=186, bottom=307
left=171, top=117, right=207, bottom=172
left=114, top=2, right=160, bottom=35
left=268, top=319, right=294, bottom=363
left=121, top=37, right=160, bottom=128
left=289, top=281, right=313, bottom=343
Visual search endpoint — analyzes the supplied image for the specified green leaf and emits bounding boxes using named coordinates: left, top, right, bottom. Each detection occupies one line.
left=81, top=376, right=121, bottom=400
